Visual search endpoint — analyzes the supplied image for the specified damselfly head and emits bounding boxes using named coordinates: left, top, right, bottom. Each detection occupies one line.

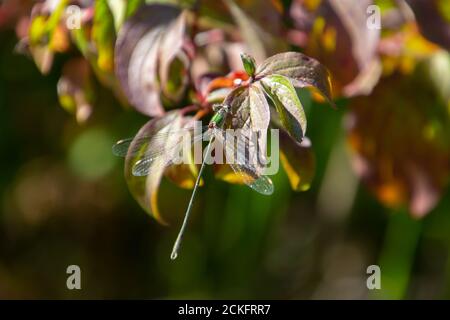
left=212, top=103, right=222, bottom=112
left=212, top=103, right=230, bottom=114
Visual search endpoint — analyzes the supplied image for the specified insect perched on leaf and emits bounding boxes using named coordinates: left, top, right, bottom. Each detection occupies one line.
left=113, top=104, right=274, bottom=260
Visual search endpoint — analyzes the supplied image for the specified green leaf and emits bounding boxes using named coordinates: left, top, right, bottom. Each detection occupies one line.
left=107, top=0, right=126, bottom=31
left=260, top=74, right=307, bottom=143
left=255, top=51, right=334, bottom=106
left=240, top=53, right=256, bottom=77
left=93, top=0, right=116, bottom=73
left=125, top=0, right=144, bottom=18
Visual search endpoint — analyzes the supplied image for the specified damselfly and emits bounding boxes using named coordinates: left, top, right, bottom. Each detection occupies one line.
left=113, top=104, right=274, bottom=260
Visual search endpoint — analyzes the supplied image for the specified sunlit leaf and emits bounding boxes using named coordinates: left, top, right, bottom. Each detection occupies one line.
left=214, top=163, right=248, bottom=185
left=29, top=15, right=47, bottom=45
left=92, top=0, right=116, bottom=73
left=406, top=0, right=450, bottom=49
left=255, top=51, right=334, bottom=105
left=165, top=160, right=203, bottom=190
left=280, top=132, right=315, bottom=191
left=260, top=74, right=307, bottom=143
left=106, top=0, right=126, bottom=31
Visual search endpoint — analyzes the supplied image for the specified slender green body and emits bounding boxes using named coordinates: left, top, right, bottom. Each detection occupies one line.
left=170, top=105, right=229, bottom=260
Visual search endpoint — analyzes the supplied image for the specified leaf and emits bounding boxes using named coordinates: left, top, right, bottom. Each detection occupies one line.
left=240, top=53, right=256, bottom=77
left=346, top=55, right=450, bottom=217
left=158, top=10, right=187, bottom=99
left=165, top=160, right=203, bottom=190
left=223, top=83, right=270, bottom=138
left=280, top=131, right=315, bottom=191
left=249, top=83, right=270, bottom=154
left=93, top=0, right=116, bottom=73
left=215, top=84, right=270, bottom=184
left=106, top=0, right=126, bottom=31
left=57, top=58, right=94, bottom=123
left=289, top=0, right=381, bottom=97
left=26, top=0, right=70, bottom=74
left=378, top=23, right=439, bottom=76
left=27, top=45, right=54, bottom=75
left=164, top=117, right=203, bottom=189
left=223, top=0, right=266, bottom=62
left=406, top=0, right=450, bottom=49
left=163, top=56, right=189, bottom=101
left=29, top=15, right=47, bottom=45
left=124, top=111, right=184, bottom=224
left=260, top=74, right=307, bottom=143
left=255, top=51, right=334, bottom=105
left=224, top=85, right=251, bottom=130
left=125, top=0, right=144, bottom=18
left=223, top=0, right=286, bottom=62
left=71, top=22, right=124, bottom=98
left=115, top=4, right=186, bottom=117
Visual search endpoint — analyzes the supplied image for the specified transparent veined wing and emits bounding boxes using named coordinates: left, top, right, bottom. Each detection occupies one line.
left=132, top=129, right=212, bottom=177
left=214, top=129, right=274, bottom=195
left=112, top=125, right=209, bottom=158
left=229, top=163, right=274, bottom=195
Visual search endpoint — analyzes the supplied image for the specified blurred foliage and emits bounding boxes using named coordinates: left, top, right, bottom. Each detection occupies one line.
left=0, top=0, right=449, bottom=299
